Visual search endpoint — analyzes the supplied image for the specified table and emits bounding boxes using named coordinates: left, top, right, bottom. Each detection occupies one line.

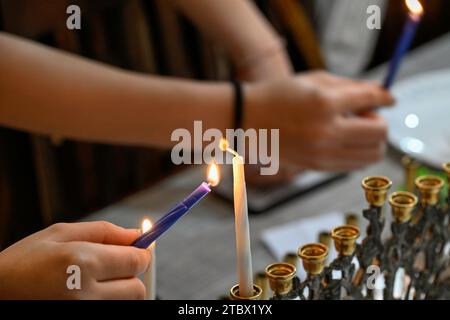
left=82, top=33, right=450, bottom=300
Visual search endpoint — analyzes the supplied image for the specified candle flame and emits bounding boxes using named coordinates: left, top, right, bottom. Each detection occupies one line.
left=219, top=138, right=229, bottom=152
left=207, top=161, right=220, bottom=187
left=406, top=0, right=423, bottom=16
left=142, top=219, right=153, bottom=233
left=219, top=137, right=239, bottom=157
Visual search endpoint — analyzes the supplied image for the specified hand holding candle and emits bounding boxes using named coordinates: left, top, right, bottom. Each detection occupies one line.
left=384, top=0, right=424, bottom=89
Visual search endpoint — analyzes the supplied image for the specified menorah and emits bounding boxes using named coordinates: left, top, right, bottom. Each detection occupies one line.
left=230, top=162, right=450, bottom=300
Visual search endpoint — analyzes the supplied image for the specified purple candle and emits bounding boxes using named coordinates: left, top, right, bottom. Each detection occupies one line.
left=133, top=163, right=219, bottom=249
left=384, top=0, right=424, bottom=89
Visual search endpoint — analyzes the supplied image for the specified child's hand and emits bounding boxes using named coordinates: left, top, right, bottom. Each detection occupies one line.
left=0, top=221, right=150, bottom=299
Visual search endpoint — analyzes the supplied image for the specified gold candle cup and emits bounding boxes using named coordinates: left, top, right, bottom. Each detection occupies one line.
left=331, top=225, right=360, bottom=256
left=318, top=231, right=331, bottom=248
left=345, top=213, right=359, bottom=227
left=229, top=284, right=262, bottom=300
left=283, top=252, right=299, bottom=268
left=415, top=176, right=444, bottom=206
left=255, top=271, right=270, bottom=300
left=362, top=176, right=393, bottom=207
left=443, top=163, right=450, bottom=184
left=389, top=192, right=418, bottom=223
left=402, top=156, right=419, bottom=192
left=265, top=263, right=296, bottom=296
left=298, top=243, right=328, bottom=276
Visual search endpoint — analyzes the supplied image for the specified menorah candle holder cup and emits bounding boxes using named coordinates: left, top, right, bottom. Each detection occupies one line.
left=318, top=231, right=331, bottom=247
left=283, top=252, right=299, bottom=268
left=255, top=271, right=270, bottom=300
left=265, top=263, right=296, bottom=296
left=331, top=225, right=360, bottom=256
left=389, top=191, right=418, bottom=223
left=415, top=176, right=445, bottom=206
left=345, top=213, right=359, bottom=227
left=402, top=155, right=420, bottom=192
left=362, top=176, right=393, bottom=207
left=443, top=163, right=450, bottom=184
left=298, top=243, right=329, bottom=276
left=229, top=284, right=262, bottom=300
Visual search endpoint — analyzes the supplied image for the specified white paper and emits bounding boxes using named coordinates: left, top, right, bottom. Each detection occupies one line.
left=380, top=68, right=450, bottom=168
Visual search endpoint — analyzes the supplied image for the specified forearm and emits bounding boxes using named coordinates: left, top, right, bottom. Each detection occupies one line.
left=0, top=32, right=233, bottom=148
left=172, top=0, right=292, bottom=80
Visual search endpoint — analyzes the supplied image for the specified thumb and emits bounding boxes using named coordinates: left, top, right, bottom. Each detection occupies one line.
left=334, top=82, right=395, bottom=114
left=47, top=221, right=141, bottom=245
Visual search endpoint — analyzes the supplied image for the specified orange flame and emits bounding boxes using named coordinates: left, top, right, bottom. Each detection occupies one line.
left=219, top=138, right=229, bottom=152
left=142, top=219, right=152, bottom=233
left=219, top=138, right=239, bottom=157
left=207, top=161, right=220, bottom=187
left=406, top=0, right=423, bottom=16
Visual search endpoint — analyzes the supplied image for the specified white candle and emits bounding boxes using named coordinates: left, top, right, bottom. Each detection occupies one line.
left=232, top=155, right=254, bottom=297
left=142, top=219, right=156, bottom=300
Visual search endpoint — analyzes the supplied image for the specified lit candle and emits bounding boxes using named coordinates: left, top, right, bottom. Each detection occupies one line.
left=384, top=0, right=424, bottom=89
left=132, top=162, right=220, bottom=249
left=141, top=219, right=156, bottom=300
left=220, top=139, right=254, bottom=297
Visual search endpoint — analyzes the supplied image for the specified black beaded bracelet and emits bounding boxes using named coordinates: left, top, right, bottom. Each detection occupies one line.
left=231, top=80, right=244, bottom=130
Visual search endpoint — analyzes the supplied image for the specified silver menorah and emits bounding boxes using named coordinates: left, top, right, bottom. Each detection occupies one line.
left=230, top=162, right=450, bottom=300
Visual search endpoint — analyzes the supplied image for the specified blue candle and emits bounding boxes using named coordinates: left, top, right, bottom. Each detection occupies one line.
left=132, top=182, right=211, bottom=248
left=384, top=0, right=423, bottom=89
left=132, top=162, right=219, bottom=248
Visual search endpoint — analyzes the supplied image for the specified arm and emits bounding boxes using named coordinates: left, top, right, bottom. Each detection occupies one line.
left=171, top=0, right=293, bottom=81
left=0, top=32, right=233, bottom=149
left=0, top=32, right=394, bottom=172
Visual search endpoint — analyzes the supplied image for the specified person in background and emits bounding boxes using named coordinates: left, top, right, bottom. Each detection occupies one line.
left=0, top=1, right=394, bottom=175
left=0, top=0, right=393, bottom=299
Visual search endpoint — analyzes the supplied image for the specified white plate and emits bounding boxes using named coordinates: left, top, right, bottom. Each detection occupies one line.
left=380, top=69, right=450, bottom=169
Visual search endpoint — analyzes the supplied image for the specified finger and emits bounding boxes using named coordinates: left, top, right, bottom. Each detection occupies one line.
left=357, top=110, right=379, bottom=119
left=48, top=221, right=141, bottom=245
left=96, top=277, right=146, bottom=300
left=332, top=83, right=395, bottom=113
left=313, top=72, right=367, bottom=88
left=81, top=242, right=151, bottom=281
left=310, top=71, right=348, bottom=85
left=337, top=116, right=388, bottom=145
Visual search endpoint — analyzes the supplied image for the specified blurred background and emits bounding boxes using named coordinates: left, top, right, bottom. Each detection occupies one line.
left=0, top=0, right=449, bottom=249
